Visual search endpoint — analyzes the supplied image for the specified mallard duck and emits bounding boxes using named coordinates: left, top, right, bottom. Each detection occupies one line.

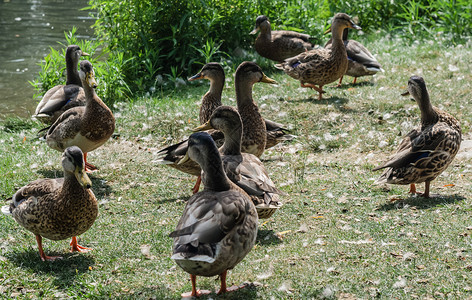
left=373, top=76, right=462, bottom=198
left=169, top=132, right=258, bottom=297
left=193, top=106, right=283, bottom=219
left=235, top=61, right=277, bottom=156
left=43, top=60, right=115, bottom=172
left=325, top=28, right=383, bottom=86
left=275, top=13, right=361, bottom=100
left=188, top=62, right=225, bottom=125
left=33, top=45, right=89, bottom=124
left=189, top=62, right=295, bottom=148
left=1, top=146, right=97, bottom=261
left=155, top=62, right=277, bottom=193
left=250, top=15, right=315, bottom=63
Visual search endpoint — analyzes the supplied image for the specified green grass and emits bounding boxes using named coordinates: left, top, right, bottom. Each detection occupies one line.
left=1, top=36, right=472, bottom=299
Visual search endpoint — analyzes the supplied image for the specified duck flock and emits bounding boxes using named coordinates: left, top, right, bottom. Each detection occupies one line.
left=1, top=13, right=462, bottom=297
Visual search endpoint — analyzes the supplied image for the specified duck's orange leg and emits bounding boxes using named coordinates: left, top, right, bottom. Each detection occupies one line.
left=192, top=176, right=202, bottom=194
left=353, top=77, right=358, bottom=84
left=408, top=183, right=416, bottom=194
left=181, top=274, right=210, bottom=298
left=36, top=234, right=62, bottom=261
left=421, top=181, right=431, bottom=198
left=300, top=83, right=325, bottom=100
left=337, top=76, right=344, bottom=87
left=217, top=270, right=245, bottom=294
left=84, top=152, right=98, bottom=173
left=70, top=236, right=93, bottom=253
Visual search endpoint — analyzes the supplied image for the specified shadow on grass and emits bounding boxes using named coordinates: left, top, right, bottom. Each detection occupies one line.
left=376, top=193, right=466, bottom=211
left=7, top=247, right=95, bottom=288
left=336, top=80, right=375, bottom=89
left=292, top=95, right=350, bottom=105
left=256, top=229, right=283, bottom=246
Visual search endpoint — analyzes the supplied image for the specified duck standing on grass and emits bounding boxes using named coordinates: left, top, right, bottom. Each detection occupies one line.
left=170, top=132, right=258, bottom=297
left=42, top=60, right=115, bottom=172
left=250, top=15, right=315, bottom=62
left=1, top=146, right=97, bottom=261
left=33, top=45, right=89, bottom=124
left=373, top=76, right=461, bottom=198
left=325, top=27, right=383, bottom=86
left=275, top=13, right=361, bottom=100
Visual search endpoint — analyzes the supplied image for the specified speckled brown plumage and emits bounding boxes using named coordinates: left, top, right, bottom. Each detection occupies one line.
left=251, top=15, right=315, bottom=63
left=2, top=146, right=97, bottom=261
left=275, top=13, right=361, bottom=100
left=325, top=28, right=382, bottom=85
left=45, top=60, right=115, bottom=170
left=33, top=45, right=88, bottom=124
left=374, top=76, right=462, bottom=198
left=235, top=61, right=277, bottom=157
left=169, top=132, right=257, bottom=296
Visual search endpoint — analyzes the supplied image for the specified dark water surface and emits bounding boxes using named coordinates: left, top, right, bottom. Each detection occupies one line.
left=0, top=0, right=95, bottom=119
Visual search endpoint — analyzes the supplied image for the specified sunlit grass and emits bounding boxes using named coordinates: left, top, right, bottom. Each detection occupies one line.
left=1, top=36, right=471, bottom=298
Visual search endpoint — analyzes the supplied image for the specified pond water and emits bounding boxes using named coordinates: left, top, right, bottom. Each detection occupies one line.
left=0, top=0, right=95, bottom=119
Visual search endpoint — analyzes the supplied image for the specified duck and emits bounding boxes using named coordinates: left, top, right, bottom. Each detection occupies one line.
left=193, top=106, right=284, bottom=218
left=155, top=62, right=277, bottom=193
left=188, top=62, right=225, bottom=125
left=325, top=28, right=383, bottom=86
left=275, top=13, right=361, bottom=100
left=250, top=15, right=315, bottom=62
left=373, top=76, right=462, bottom=198
left=189, top=62, right=295, bottom=148
left=1, top=146, right=97, bottom=261
left=169, top=132, right=258, bottom=297
left=43, top=60, right=115, bottom=172
left=33, top=45, right=89, bottom=124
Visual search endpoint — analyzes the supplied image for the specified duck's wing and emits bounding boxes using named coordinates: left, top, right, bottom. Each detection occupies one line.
left=35, top=85, right=84, bottom=117
left=373, top=124, right=452, bottom=171
left=345, top=40, right=382, bottom=70
left=170, top=191, right=250, bottom=252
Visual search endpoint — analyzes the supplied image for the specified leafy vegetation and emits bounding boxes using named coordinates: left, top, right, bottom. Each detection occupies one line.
left=31, top=0, right=472, bottom=104
left=2, top=36, right=472, bottom=298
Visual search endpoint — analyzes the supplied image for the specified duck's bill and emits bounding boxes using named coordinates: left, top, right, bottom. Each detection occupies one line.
left=260, top=74, right=278, bottom=84
left=178, top=152, right=190, bottom=165
left=188, top=73, right=203, bottom=81
left=75, top=167, right=92, bottom=189
left=351, top=24, right=362, bottom=30
left=192, top=121, right=213, bottom=132
left=401, top=90, right=410, bottom=97
left=323, top=26, right=331, bottom=34
left=81, top=51, right=90, bottom=57
left=250, top=28, right=259, bottom=35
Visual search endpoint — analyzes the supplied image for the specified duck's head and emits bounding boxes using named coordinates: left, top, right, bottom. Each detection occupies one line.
left=79, top=60, right=98, bottom=89
left=179, top=132, right=220, bottom=168
left=188, top=62, right=225, bottom=82
left=250, top=15, right=270, bottom=34
left=62, top=146, right=92, bottom=189
left=193, top=106, right=242, bottom=134
left=235, top=61, right=277, bottom=85
left=331, top=13, right=361, bottom=31
left=401, top=76, right=428, bottom=102
left=66, top=45, right=89, bottom=63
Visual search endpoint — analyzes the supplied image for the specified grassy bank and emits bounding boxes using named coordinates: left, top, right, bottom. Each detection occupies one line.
left=1, top=36, right=471, bottom=299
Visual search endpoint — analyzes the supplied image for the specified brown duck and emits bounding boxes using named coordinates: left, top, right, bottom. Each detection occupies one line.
left=373, top=76, right=461, bottom=198
left=43, top=60, right=115, bottom=172
left=170, top=132, right=258, bottom=297
left=251, top=15, right=315, bottom=62
left=1, top=146, right=97, bottom=261
left=33, top=45, right=89, bottom=124
left=275, top=13, right=361, bottom=100
left=325, top=28, right=383, bottom=86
